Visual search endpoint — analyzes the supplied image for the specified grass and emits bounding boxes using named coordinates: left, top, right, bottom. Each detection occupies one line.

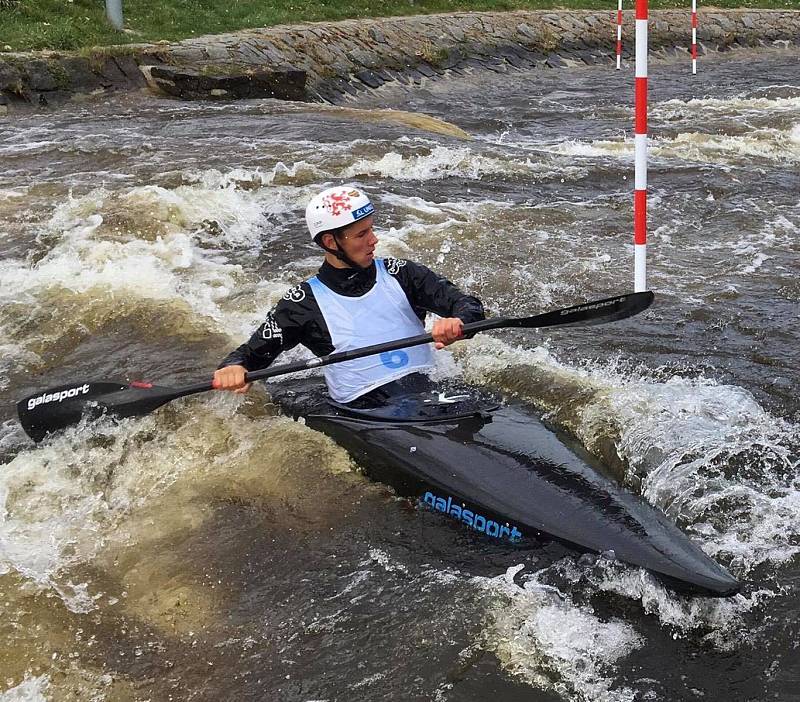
left=1, top=0, right=797, bottom=52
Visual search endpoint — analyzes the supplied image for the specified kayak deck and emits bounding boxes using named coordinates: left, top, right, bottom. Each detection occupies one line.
left=271, top=374, right=740, bottom=597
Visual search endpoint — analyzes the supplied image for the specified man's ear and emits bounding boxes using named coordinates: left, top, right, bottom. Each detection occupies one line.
left=321, top=232, right=338, bottom=250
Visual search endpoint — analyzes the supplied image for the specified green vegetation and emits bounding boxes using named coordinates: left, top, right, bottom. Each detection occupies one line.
left=1, top=0, right=796, bottom=53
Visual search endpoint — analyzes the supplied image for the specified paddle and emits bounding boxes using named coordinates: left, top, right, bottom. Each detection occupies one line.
left=17, top=290, right=654, bottom=443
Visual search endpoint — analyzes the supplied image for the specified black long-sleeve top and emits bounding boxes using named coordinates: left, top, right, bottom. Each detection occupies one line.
left=219, top=257, right=485, bottom=371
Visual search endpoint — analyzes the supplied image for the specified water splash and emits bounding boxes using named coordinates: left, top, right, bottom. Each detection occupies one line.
left=477, top=565, right=643, bottom=702
left=0, top=676, right=50, bottom=702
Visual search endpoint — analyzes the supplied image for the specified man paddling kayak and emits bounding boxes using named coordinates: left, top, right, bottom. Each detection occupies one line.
left=213, top=185, right=485, bottom=401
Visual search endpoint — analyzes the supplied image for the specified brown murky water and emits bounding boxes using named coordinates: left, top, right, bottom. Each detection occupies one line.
left=1, top=48, right=799, bottom=701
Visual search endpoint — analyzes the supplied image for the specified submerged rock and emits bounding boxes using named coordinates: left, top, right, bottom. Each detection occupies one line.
left=145, top=64, right=307, bottom=101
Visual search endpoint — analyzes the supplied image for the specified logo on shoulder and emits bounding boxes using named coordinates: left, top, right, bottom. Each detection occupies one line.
left=282, top=285, right=306, bottom=303
left=27, top=384, right=91, bottom=411
left=260, top=313, right=283, bottom=341
left=385, top=258, right=407, bottom=275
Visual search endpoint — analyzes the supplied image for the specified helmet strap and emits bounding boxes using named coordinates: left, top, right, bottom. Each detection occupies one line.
left=319, top=230, right=364, bottom=270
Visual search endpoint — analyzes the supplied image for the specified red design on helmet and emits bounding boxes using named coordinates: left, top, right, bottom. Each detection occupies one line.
left=322, top=190, right=354, bottom=217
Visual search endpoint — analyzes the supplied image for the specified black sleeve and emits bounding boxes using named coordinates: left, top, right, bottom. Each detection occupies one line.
left=385, top=258, right=485, bottom=324
left=218, top=282, right=335, bottom=371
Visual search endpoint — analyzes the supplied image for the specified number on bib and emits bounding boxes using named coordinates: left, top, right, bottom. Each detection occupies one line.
left=380, top=350, right=409, bottom=369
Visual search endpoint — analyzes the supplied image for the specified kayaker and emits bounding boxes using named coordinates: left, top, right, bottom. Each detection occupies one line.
left=213, top=185, right=485, bottom=403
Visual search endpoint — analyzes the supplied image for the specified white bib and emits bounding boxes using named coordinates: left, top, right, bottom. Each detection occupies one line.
left=308, top=259, right=435, bottom=403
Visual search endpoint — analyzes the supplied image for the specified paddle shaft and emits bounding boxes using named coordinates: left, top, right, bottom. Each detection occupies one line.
left=17, top=291, right=653, bottom=442
left=188, top=291, right=651, bottom=397
left=169, top=318, right=508, bottom=398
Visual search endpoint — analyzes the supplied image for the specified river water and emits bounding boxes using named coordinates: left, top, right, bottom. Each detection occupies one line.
left=0, top=47, right=798, bottom=701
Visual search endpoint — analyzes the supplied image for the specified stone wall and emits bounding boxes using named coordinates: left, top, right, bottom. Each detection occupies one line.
left=1, top=9, right=799, bottom=110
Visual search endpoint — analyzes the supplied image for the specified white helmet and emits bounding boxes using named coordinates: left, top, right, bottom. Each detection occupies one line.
left=305, top=185, right=375, bottom=241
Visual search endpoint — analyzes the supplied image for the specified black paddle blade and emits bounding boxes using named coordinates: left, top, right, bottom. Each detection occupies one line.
left=17, top=381, right=181, bottom=443
left=512, top=291, right=655, bottom=329
left=18, top=381, right=127, bottom=442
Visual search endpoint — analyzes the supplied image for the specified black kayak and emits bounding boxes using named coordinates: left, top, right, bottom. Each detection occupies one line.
left=272, top=372, right=740, bottom=597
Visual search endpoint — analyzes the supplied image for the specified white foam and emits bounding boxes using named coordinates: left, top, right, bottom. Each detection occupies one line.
left=547, top=138, right=634, bottom=160
left=370, top=193, right=516, bottom=260
left=0, top=179, right=312, bottom=349
left=0, top=395, right=270, bottom=612
left=379, top=191, right=515, bottom=217
left=340, top=145, right=587, bottom=181
left=182, top=162, right=323, bottom=194
left=364, top=548, right=409, bottom=574
left=526, top=121, right=800, bottom=166
left=653, top=95, right=800, bottom=120
left=609, top=378, right=800, bottom=574
left=0, top=415, right=160, bottom=612
left=528, top=555, right=773, bottom=650
left=0, top=676, right=50, bottom=702
left=0, top=140, right=59, bottom=156
left=0, top=188, right=27, bottom=202
left=660, top=128, right=800, bottom=165
left=374, top=225, right=414, bottom=258
left=477, top=566, right=643, bottom=701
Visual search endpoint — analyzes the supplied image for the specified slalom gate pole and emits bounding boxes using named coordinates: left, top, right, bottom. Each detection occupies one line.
left=616, top=0, right=623, bottom=70
left=634, top=0, right=648, bottom=292
left=691, top=0, right=698, bottom=75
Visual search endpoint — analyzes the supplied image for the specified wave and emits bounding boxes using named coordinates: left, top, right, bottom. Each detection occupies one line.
left=653, top=95, right=800, bottom=120
left=0, top=181, right=322, bottom=385
left=341, top=145, right=588, bottom=182
left=542, top=123, right=800, bottom=166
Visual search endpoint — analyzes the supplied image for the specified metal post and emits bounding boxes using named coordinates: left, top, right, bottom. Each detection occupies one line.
left=106, top=0, right=124, bottom=31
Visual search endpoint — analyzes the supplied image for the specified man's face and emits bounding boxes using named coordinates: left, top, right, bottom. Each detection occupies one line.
left=336, top=215, right=377, bottom=267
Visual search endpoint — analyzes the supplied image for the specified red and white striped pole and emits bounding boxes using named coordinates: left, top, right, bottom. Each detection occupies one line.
left=616, top=0, right=623, bottom=70
left=634, top=0, right=647, bottom=292
left=691, top=0, right=698, bottom=75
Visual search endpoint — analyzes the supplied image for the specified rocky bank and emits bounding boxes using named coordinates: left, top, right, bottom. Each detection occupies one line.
left=1, top=9, right=799, bottom=111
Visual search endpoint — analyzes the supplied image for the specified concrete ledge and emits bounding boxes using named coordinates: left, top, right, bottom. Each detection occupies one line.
left=1, top=9, right=799, bottom=109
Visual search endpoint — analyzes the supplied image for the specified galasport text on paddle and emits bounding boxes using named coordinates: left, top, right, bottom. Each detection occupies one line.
left=17, top=291, right=654, bottom=443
